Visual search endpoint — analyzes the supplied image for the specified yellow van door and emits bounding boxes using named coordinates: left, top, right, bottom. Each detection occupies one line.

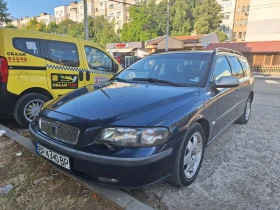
left=42, top=35, right=86, bottom=98
left=80, top=42, right=115, bottom=86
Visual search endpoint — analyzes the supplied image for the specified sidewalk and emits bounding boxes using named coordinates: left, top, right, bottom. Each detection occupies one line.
left=252, top=73, right=280, bottom=80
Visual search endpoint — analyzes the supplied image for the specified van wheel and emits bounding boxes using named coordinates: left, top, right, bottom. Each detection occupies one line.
left=14, top=93, right=49, bottom=127
left=169, top=123, right=205, bottom=187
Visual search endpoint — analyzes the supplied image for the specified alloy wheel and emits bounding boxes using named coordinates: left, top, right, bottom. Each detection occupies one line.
left=24, top=99, right=44, bottom=122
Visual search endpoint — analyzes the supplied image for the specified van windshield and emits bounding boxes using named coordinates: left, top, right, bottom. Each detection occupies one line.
left=115, top=53, right=211, bottom=87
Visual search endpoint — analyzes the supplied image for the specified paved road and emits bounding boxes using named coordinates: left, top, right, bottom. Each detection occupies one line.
left=131, top=78, right=280, bottom=210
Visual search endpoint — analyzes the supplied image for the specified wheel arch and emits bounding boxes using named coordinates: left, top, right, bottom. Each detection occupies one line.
left=18, top=87, right=54, bottom=100
left=195, top=118, right=210, bottom=143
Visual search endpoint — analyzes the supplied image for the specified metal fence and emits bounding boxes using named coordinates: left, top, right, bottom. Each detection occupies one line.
left=251, top=66, right=280, bottom=75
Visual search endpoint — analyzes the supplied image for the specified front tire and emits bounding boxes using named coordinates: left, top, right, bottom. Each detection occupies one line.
left=235, top=96, right=252, bottom=124
left=14, top=93, right=49, bottom=127
left=169, top=123, right=206, bottom=187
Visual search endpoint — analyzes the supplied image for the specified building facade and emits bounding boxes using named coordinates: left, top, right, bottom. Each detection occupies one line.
left=232, top=0, right=251, bottom=41
left=54, top=6, right=68, bottom=23
left=37, top=13, right=55, bottom=25
left=217, top=0, right=237, bottom=41
left=246, top=0, right=280, bottom=41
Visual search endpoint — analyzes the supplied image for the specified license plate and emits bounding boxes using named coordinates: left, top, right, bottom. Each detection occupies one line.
left=36, top=143, right=70, bottom=170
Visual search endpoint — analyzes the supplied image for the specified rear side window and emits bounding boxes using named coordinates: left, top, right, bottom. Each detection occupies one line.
left=213, top=56, right=232, bottom=80
left=227, top=56, right=244, bottom=78
left=13, top=38, right=42, bottom=57
left=45, top=40, right=79, bottom=67
left=239, top=58, right=251, bottom=76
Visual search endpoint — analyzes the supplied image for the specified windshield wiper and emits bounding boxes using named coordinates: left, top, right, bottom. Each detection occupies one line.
left=132, top=78, right=181, bottom=87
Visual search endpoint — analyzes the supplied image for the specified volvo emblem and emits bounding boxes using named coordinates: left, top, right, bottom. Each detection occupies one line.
left=51, top=126, right=58, bottom=134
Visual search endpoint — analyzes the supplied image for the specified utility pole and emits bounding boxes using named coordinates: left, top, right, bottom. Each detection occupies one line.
left=84, top=0, right=89, bottom=40
left=165, top=0, right=170, bottom=52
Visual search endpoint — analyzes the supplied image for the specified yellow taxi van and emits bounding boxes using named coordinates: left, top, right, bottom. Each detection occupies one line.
left=0, top=28, right=121, bottom=127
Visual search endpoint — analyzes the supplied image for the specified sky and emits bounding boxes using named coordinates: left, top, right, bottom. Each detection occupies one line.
left=6, top=0, right=71, bottom=18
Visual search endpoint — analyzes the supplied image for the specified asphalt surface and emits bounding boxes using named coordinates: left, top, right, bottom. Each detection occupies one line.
left=132, top=78, right=280, bottom=209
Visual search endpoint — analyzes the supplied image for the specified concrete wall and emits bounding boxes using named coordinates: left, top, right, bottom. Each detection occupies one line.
left=246, top=0, right=280, bottom=41
left=200, top=32, right=220, bottom=48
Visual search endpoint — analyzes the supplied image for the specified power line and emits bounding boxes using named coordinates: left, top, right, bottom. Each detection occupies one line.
left=108, top=0, right=137, bottom=6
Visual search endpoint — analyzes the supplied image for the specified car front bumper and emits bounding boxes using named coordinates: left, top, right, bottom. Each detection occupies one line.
left=29, top=123, right=178, bottom=189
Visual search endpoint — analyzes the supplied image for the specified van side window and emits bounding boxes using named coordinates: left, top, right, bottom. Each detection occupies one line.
left=239, top=58, right=251, bottom=76
left=46, top=40, right=79, bottom=67
left=85, top=46, right=113, bottom=71
left=13, top=38, right=42, bottom=57
left=227, top=56, right=244, bottom=78
left=214, top=56, right=232, bottom=80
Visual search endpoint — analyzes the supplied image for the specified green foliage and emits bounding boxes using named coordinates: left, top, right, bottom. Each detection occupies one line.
left=46, top=22, right=59, bottom=33
left=0, top=0, right=10, bottom=24
left=193, top=0, right=223, bottom=34
left=67, top=22, right=84, bottom=39
left=216, top=30, right=228, bottom=42
left=5, top=23, right=17, bottom=28
left=120, top=1, right=158, bottom=42
left=57, top=19, right=75, bottom=34
left=88, top=16, right=119, bottom=49
left=170, top=0, right=194, bottom=36
left=22, top=17, right=46, bottom=32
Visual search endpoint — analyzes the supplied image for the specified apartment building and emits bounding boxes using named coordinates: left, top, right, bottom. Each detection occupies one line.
left=54, top=6, right=68, bottom=23
left=246, top=0, right=280, bottom=41
left=37, top=13, right=55, bottom=25
left=232, top=0, right=250, bottom=41
left=217, top=0, right=237, bottom=41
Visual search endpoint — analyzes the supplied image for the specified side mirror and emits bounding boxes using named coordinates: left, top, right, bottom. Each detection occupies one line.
left=212, top=76, right=239, bottom=89
left=112, top=63, right=119, bottom=73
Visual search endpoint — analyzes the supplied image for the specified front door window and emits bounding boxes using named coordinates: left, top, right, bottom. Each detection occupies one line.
left=85, top=46, right=113, bottom=71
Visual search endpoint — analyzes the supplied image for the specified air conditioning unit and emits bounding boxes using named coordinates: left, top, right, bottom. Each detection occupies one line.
left=241, top=37, right=245, bottom=41
left=245, top=11, right=249, bottom=15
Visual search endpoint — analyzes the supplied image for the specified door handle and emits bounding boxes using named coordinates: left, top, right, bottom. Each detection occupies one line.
left=79, top=71, right=83, bottom=81
left=86, top=71, right=90, bottom=81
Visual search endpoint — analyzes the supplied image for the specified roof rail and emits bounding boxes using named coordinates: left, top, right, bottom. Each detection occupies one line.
left=214, top=47, right=243, bottom=56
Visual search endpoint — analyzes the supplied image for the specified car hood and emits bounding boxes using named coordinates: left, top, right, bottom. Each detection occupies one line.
left=43, top=82, right=199, bottom=126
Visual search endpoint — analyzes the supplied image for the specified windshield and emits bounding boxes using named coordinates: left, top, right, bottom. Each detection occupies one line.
left=115, top=53, right=211, bottom=87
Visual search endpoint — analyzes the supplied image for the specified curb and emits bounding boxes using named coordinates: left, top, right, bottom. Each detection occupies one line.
left=253, top=74, right=280, bottom=80
left=0, top=124, right=154, bottom=210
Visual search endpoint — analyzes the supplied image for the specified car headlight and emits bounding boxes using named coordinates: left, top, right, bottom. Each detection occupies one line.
left=95, top=127, right=169, bottom=147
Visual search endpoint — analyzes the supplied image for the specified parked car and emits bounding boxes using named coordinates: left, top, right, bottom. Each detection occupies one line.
left=0, top=28, right=121, bottom=127
left=29, top=48, right=255, bottom=188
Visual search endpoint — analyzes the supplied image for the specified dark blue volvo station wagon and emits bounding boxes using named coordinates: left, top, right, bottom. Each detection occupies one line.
left=29, top=48, right=255, bottom=188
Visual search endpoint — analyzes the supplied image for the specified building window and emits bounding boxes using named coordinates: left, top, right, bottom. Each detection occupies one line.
left=96, top=8, right=98, bottom=12
left=117, top=3, right=122, bottom=7
left=80, top=13, right=83, bottom=17
left=245, top=19, right=248, bottom=26
left=56, top=11, right=58, bottom=15
left=220, top=25, right=229, bottom=33
left=233, top=32, right=237, bottom=38
left=242, top=6, right=245, bottom=13
left=117, top=12, right=121, bottom=18
left=110, top=4, right=114, bottom=9
left=80, top=5, right=83, bottom=10
left=235, top=19, right=239, bottom=26
left=223, top=12, right=230, bottom=19
left=99, top=2, right=103, bottom=6
left=238, top=32, right=242, bottom=38
left=247, top=5, right=250, bottom=12
left=240, top=19, right=244, bottom=26
left=243, top=32, right=246, bottom=39
left=237, top=6, right=241, bottom=13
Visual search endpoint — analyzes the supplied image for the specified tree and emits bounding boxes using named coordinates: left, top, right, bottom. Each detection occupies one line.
left=0, top=0, right=10, bottom=24
left=120, top=1, right=158, bottom=42
left=46, top=22, right=59, bottom=33
left=216, top=30, right=228, bottom=42
left=22, top=17, right=46, bottom=32
left=5, top=23, right=17, bottom=28
left=193, top=0, right=223, bottom=34
left=88, top=16, right=119, bottom=49
left=67, top=22, right=84, bottom=39
left=57, top=19, right=75, bottom=34
left=170, top=0, right=194, bottom=36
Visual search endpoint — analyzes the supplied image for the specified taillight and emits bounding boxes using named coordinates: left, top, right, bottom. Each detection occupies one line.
left=0, top=57, right=8, bottom=83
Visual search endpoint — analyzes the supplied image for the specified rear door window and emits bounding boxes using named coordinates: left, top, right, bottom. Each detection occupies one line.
left=239, top=58, right=251, bottom=76
left=13, top=38, right=42, bottom=57
left=45, top=40, right=79, bottom=67
left=213, top=56, right=232, bottom=80
left=227, top=56, right=244, bottom=78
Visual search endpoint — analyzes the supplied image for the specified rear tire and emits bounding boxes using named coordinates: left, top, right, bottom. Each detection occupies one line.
left=14, top=93, right=49, bottom=127
left=235, top=96, right=252, bottom=124
left=169, top=123, right=206, bottom=187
